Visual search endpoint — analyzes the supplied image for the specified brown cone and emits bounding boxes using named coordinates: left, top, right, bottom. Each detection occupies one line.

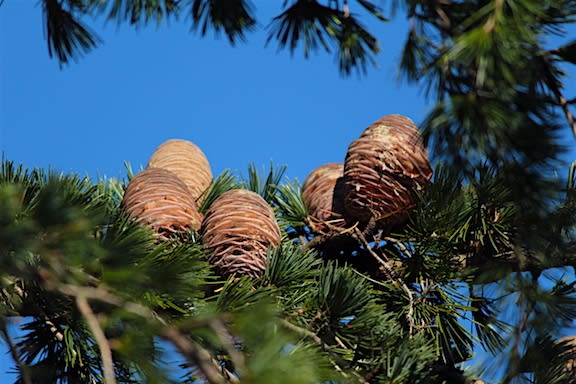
left=343, top=114, right=432, bottom=226
left=200, top=189, right=281, bottom=278
left=302, top=163, right=346, bottom=233
left=121, top=168, right=202, bottom=240
left=147, top=139, right=212, bottom=204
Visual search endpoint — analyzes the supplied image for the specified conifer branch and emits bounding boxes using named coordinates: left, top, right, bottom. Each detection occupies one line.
left=353, top=230, right=417, bottom=336
left=11, top=282, right=73, bottom=357
left=279, top=319, right=369, bottom=384
left=464, top=242, right=576, bottom=280
left=53, top=284, right=235, bottom=384
left=75, top=295, right=117, bottom=384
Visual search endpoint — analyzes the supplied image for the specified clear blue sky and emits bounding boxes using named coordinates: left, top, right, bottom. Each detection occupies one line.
left=1, top=1, right=575, bottom=382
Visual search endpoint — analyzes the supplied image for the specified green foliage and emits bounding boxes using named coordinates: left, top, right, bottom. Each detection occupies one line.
left=262, top=242, right=321, bottom=289
left=271, top=180, right=308, bottom=234
left=4, top=0, right=576, bottom=382
left=243, top=163, right=287, bottom=205
left=1, top=152, right=575, bottom=383
left=198, top=169, right=240, bottom=213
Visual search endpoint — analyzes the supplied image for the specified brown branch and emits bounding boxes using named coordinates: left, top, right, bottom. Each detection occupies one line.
left=303, top=220, right=359, bottom=250
left=75, top=295, right=117, bottom=384
left=279, top=319, right=323, bottom=345
left=58, top=285, right=155, bottom=321
left=463, top=242, right=576, bottom=283
left=554, top=88, right=576, bottom=138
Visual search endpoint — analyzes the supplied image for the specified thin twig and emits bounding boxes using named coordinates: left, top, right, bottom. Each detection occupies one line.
left=210, top=319, right=246, bottom=377
left=354, top=230, right=416, bottom=336
left=350, top=268, right=389, bottom=287
left=279, top=319, right=323, bottom=345
left=76, top=295, right=117, bottom=384
left=58, top=285, right=159, bottom=323
left=303, top=218, right=359, bottom=249
left=10, top=281, right=73, bottom=355
left=0, top=322, right=32, bottom=384
left=352, top=228, right=395, bottom=280
left=333, top=335, right=348, bottom=350
left=279, top=319, right=369, bottom=384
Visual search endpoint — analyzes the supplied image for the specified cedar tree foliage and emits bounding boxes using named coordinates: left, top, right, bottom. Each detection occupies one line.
left=2, top=1, right=576, bottom=383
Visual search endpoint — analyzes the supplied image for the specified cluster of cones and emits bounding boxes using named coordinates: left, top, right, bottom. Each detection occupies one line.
left=302, top=114, right=432, bottom=235
left=120, top=114, right=432, bottom=278
left=120, top=139, right=280, bottom=278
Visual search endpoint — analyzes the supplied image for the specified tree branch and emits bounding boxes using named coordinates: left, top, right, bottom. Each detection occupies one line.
left=554, top=88, right=576, bottom=138
left=75, top=295, right=117, bottom=384
left=279, top=318, right=323, bottom=345
left=464, top=242, right=576, bottom=282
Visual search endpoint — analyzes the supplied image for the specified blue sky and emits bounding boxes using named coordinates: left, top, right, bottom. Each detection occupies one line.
left=1, top=1, right=576, bottom=382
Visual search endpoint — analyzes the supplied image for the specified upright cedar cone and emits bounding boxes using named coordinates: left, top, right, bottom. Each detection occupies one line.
left=343, top=114, right=432, bottom=226
left=200, top=189, right=281, bottom=278
left=147, top=139, right=212, bottom=204
left=121, top=168, right=202, bottom=240
left=302, top=163, right=346, bottom=233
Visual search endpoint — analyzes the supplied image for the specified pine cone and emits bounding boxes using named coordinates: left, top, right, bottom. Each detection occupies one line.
left=121, top=168, right=202, bottom=240
left=343, top=114, right=432, bottom=226
left=147, top=139, right=212, bottom=204
left=200, top=189, right=281, bottom=278
left=302, top=163, right=346, bottom=233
